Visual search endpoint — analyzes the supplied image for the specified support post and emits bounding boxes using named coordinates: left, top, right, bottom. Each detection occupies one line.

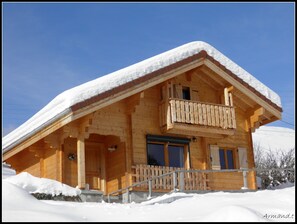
left=148, top=179, right=152, bottom=199
left=179, top=171, right=184, bottom=192
left=173, top=171, right=177, bottom=191
left=241, top=171, right=248, bottom=190
left=77, top=134, right=86, bottom=189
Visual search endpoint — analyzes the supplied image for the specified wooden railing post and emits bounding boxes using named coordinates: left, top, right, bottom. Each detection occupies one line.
left=148, top=179, right=152, bottom=199
left=241, top=171, right=248, bottom=190
left=172, top=171, right=177, bottom=191
left=179, top=171, right=184, bottom=192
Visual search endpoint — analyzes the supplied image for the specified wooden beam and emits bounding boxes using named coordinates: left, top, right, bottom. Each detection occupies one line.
left=3, top=113, right=73, bottom=160
left=77, top=134, right=86, bottom=189
left=204, top=59, right=281, bottom=119
left=164, top=123, right=235, bottom=138
left=193, top=70, right=222, bottom=90
left=224, top=88, right=230, bottom=106
left=198, top=65, right=226, bottom=87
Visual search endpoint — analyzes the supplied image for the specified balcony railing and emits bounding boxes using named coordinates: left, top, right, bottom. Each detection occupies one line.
left=159, top=98, right=236, bottom=136
left=131, top=164, right=209, bottom=191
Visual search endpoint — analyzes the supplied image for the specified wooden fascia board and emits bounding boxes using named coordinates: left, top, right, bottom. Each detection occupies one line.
left=3, top=112, right=73, bottom=160
left=71, top=58, right=205, bottom=121
left=203, top=59, right=282, bottom=120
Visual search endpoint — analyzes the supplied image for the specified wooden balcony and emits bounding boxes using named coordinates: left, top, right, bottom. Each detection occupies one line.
left=159, top=98, right=236, bottom=138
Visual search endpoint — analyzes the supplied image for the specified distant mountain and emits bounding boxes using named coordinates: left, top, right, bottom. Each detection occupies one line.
left=252, top=126, right=295, bottom=153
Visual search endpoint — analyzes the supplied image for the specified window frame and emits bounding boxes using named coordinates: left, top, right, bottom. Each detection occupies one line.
left=147, top=141, right=186, bottom=168
left=218, top=147, right=236, bottom=170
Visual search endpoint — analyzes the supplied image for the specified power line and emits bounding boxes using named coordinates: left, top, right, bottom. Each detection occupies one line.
left=279, top=120, right=295, bottom=127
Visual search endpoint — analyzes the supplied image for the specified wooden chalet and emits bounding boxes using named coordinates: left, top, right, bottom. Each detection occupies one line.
left=3, top=41, right=282, bottom=195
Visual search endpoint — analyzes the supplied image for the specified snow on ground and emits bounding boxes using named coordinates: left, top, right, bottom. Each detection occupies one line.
left=2, top=168, right=295, bottom=222
left=2, top=163, right=16, bottom=179
left=5, top=172, right=80, bottom=196
left=252, top=126, right=295, bottom=153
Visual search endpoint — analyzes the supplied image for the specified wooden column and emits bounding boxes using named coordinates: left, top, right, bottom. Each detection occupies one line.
left=184, top=144, right=190, bottom=170
left=77, top=134, right=86, bottom=189
left=56, top=146, right=63, bottom=182
left=224, top=87, right=230, bottom=106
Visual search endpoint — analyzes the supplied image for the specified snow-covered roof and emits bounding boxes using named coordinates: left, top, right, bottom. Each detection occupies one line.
left=2, top=41, right=282, bottom=153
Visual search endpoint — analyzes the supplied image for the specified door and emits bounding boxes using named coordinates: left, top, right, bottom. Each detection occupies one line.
left=85, top=142, right=104, bottom=190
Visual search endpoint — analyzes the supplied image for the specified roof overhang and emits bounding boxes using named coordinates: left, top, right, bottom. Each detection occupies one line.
left=3, top=50, right=282, bottom=160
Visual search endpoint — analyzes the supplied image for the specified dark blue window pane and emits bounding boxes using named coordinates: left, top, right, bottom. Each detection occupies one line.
left=227, top=150, right=234, bottom=169
left=182, top=87, right=190, bottom=100
left=147, top=144, right=165, bottom=166
left=219, top=149, right=226, bottom=169
left=168, top=145, right=184, bottom=168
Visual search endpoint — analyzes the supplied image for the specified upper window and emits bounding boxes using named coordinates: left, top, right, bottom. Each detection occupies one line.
left=182, top=87, right=191, bottom=100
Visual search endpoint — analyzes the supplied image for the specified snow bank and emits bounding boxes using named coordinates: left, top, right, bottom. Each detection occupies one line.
left=2, top=163, right=16, bottom=179
left=252, top=126, right=295, bottom=153
left=2, top=181, right=84, bottom=222
left=2, top=41, right=282, bottom=153
left=4, top=172, right=81, bottom=196
left=2, top=173, right=295, bottom=222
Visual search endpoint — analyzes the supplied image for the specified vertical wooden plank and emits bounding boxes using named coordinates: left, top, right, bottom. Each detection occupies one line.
left=227, top=107, right=232, bottom=128
left=166, top=166, right=170, bottom=190
left=198, top=104, right=203, bottom=125
left=77, top=134, right=86, bottom=189
left=193, top=102, right=198, bottom=124
left=223, top=108, right=228, bottom=129
left=185, top=101, right=190, bottom=123
left=140, top=165, right=143, bottom=182
left=210, top=105, right=215, bottom=126
left=176, top=100, right=181, bottom=122
left=224, top=87, right=230, bottom=106
left=189, top=102, right=194, bottom=124
left=166, top=103, right=171, bottom=127
left=170, top=100, right=176, bottom=123
left=231, top=107, right=236, bottom=128
left=180, top=100, right=185, bottom=122
left=214, top=106, right=219, bottom=127
left=218, top=106, right=223, bottom=128
left=202, top=104, right=207, bottom=125
left=206, top=104, right=211, bottom=126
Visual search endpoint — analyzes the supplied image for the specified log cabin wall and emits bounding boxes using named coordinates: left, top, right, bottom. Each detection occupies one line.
left=129, top=71, right=257, bottom=190
left=5, top=69, right=257, bottom=192
left=206, top=107, right=256, bottom=190
left=131, top=85, right=163, bottom=165
left=6, top=147, right=41, bottom=177
left=63, top=137, right=78, bottom=187
left=86, top=101, right=130, bottom=194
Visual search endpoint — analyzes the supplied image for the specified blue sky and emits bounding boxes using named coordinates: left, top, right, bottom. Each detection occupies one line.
left=2, top=2, right=295, bottom=136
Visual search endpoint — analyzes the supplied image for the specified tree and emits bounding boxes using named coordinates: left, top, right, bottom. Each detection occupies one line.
left=254, top=143, right=295, bottom=189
